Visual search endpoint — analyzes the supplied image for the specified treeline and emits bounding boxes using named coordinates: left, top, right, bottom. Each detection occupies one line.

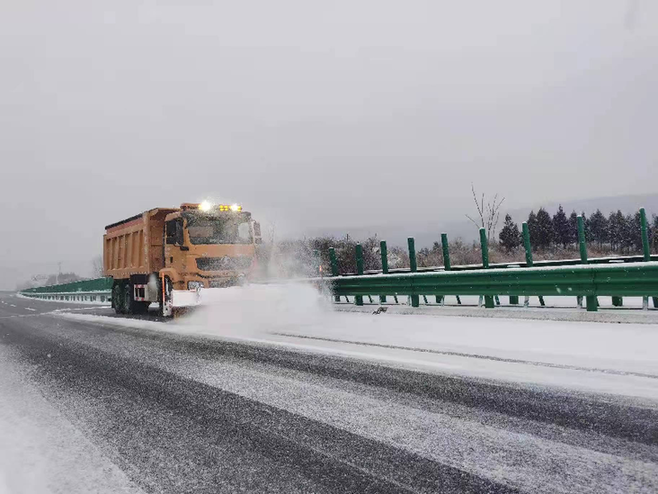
left=253, top=206, right=658, bottom=279
left=499, top=206, right=658, bottom=253
left=256, top=236, right=511, bottom=278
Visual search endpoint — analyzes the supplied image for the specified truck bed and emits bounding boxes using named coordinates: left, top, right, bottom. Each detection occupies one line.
left=103, top=208, right=176, bottom=279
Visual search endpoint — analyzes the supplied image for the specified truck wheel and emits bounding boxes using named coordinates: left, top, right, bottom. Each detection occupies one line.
left=123, top=283, right=137, bottom=315
left=159, top=277, right=173, bottom=318
left=112, top=283, right=125, bottom=314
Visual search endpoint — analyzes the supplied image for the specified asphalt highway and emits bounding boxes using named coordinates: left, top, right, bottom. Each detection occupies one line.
left=1, top=292, right=657, bottom=493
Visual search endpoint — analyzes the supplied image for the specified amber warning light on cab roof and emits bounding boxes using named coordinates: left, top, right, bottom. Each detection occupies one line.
left=179, top=202, right=242, bottom=212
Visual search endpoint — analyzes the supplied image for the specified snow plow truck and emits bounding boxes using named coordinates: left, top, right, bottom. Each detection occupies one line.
left=103, top=202, right=261, bottom=316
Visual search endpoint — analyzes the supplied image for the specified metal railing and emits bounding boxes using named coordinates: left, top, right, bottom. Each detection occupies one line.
left=21, top=277, right=113, bottom=294
left=20, top=277, right=112, bottom=303
left=324, top=208, right=658, bottom=312
left=21, top=290, right=111, bottom=303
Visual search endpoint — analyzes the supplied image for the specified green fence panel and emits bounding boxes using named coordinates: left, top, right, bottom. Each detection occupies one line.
left=330, top=263, right=658, bottom=299
left=22, top=277, right=113, bottom=294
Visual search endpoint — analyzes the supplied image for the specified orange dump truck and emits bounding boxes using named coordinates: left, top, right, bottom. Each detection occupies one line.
left=103, top=202, right=261, bottom=316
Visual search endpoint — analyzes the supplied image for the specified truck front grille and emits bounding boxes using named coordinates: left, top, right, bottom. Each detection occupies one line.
left=209, top=278, right=240, bottom=288
left=196, top=256, right=252, bottom=271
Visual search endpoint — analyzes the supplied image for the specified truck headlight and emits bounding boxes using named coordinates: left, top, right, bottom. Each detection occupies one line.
left=188, top=281, right=203, bottom=290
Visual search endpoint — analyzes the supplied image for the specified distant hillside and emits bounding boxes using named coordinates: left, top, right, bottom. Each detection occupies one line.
left=301, top=193, right=658, bottom=249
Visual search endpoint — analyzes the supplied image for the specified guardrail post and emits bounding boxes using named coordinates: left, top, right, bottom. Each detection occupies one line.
left=354, top=244, right=364, bottom=306
left=408, top=237, right=418, bottom=272
left=329, top=248, right=339, bottom=276
left=577, top=215, right=598, bottom=312
left=440, top=233, right=459, bottom=304
left=480, top=228, right=490, bottom=268
left=522, top=222, right=533, bottom=267
left=576, top=215, right=585, bottom=308
left=640, top=208, right=654, bottom=309
left=329, top=247, right=340, bottom=302
left=380, top=240, right=388, bottom=303
left=577, top=215, right=588, bottom=262
left=355, top=244, right=364, bottom=306
left=479, top=229, right=495, bottom=308
left=641, top=208, right=651, bottom=261
left=441, top=233, right=451, bottom=271
left=522, top=222, right=544, bottom=307
left=408, top=237, right=419, bottom=307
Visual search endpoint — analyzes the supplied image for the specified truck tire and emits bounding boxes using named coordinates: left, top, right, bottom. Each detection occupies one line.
left=123, top=283, right=137, bottom=315
left=112, top=283, right=125, bottom=314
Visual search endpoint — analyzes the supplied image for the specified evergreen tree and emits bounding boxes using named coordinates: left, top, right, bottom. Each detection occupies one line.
left=621, top=214, right=635, bottom=252
left=552, top=205, right=570, bottom=248
left=499, top=214, right=521, bottom=252
left=535, top=208, right=554, bottom=249
left=581, top=211, right=595, bottom=243
left=588, top=209, right=608, bottom=248
left=568, top=211, right=579, bottom=245
left=527, top=210, right=539, bottom=251
left=629, top=212, right=644, bottom=252
left=608, top=210, right=625, bottom=251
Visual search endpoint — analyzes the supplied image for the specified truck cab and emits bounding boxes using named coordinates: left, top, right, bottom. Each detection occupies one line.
left=161, top=204, right=259, bottom=291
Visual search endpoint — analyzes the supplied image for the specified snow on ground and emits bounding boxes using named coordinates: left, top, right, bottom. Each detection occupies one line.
left=0, top=345, right=144, bottom=494
left=54, top=284, right=658, bottom=401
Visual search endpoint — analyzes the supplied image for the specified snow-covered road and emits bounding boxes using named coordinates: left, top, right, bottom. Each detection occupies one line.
left=1, top=288, right=658, bottom=493
left=55, top=284, right=658, bottom=400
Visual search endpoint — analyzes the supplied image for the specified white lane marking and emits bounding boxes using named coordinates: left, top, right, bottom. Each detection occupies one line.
left=9, top=304, right=17, bottom=307
left=25, top=308, right=36, bottom=312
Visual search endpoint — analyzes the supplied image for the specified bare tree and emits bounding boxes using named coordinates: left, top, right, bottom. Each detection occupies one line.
left=465, top=183, right=505, bottom=241
left=91, top=255, right=104, bottom=277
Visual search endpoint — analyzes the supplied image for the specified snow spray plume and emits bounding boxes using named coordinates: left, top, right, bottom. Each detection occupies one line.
left=173, top=283, right=333, bottom=337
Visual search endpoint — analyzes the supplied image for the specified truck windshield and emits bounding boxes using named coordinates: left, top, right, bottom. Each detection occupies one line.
left=186, top=214, right=253, bottom=245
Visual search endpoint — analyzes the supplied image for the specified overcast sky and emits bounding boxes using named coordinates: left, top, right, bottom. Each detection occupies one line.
left=1, top=1, right=657, bottom=288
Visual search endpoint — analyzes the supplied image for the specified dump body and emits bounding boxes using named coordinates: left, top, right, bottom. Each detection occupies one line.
left=103, top=208, right=175, bottom=280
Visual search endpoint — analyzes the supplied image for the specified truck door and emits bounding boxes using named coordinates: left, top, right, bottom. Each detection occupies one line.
left=164, top=218, right=186, bottom=269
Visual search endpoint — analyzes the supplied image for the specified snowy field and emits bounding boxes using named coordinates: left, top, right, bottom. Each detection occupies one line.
left=55, top=284, right=658, bottom=402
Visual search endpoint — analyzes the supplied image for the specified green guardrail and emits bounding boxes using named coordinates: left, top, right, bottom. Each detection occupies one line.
left=331, top=262, right=658, bottom=304
left=324, top=208, right=658, bottom=312
left=22, top=277, right=113, bottom=294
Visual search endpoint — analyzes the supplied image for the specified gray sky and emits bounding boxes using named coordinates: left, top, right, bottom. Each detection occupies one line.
left=1, top=1, right=657, bottom=288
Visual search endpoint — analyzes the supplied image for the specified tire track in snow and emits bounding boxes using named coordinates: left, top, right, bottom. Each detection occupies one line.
left=272, top=332, right=658, bottom=379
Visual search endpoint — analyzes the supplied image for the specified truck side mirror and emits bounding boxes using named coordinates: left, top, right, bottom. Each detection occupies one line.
left=253, top=221, right=262, bottom=244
